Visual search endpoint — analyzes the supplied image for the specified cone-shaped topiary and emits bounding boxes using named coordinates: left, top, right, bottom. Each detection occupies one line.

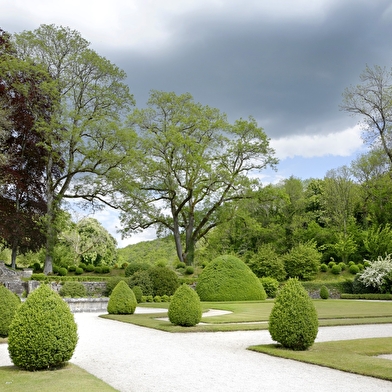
left=269, top=278, right=318, bottom=351
left=320, top=285, right=329, bottom=299
left=107, top=280, right=137, bottom=314
left=168, top=284, right=202, bottom=327
left=8, top=284, right=78, bottom=370
left=0, top=285, right=21, bottom=337
left=196, top=255, right=267, bottom=301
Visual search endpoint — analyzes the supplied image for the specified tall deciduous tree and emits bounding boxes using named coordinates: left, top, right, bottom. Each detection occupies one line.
left=0, top=29, right=57, bottom=268
left=341, top=65, right=392, bottom=164
left=13, top=25, right=136, bottom=273
left=118, top=91, right=277, bottom=265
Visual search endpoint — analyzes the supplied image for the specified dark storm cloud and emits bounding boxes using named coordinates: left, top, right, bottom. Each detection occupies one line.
left=107, top=1, right=392, bottom=138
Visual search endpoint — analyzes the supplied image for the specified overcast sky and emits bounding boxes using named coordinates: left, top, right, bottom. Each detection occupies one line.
left=2, top=0, right=392, bottom=246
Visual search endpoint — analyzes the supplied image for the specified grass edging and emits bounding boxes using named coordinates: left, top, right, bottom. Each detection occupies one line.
left=248, top=338, right=392, bottom=381
left=0, top=363, right=117, bottom=391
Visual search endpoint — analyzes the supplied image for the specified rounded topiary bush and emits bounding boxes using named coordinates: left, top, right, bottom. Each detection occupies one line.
left=85, top=264, right=94, bottom=272
left=168, top=284, right=202, bottom=327
left=320, top=285, right=329, bottom=299
left=107, top=280, right=137, bottom=315
left=319, top=263, right=328, bottom=272
left=269, top=278, right=318, bottom=351
left=331, top=265, right=342, bottom=275
left=0, top=285, right=21, bottom=337
left=259, top=277, right=279, bottom=298
left=148, top=266, right=180, bottom=296
left=58, top=267, right=68, bottom=276
left=75, top=267, right=84, bottom=275
left=8, top=284, right=78, bottom=370
left=59, top=281, right=87, bottom=298
left=196, top=255, right=267, bottom=301
left=349, top=264, right=360, bottom=275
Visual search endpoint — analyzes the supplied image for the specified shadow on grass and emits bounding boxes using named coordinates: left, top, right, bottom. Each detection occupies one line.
left=248, top=338, right=392, bottom=381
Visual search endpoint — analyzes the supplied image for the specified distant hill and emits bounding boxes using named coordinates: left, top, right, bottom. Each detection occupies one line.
left=118, top=237, right=178, bottom=266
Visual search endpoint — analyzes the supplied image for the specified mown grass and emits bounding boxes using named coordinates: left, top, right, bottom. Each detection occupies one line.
left=0, top=363, right=117, bottom=392
left=249, top=338, right=392, bottom=381
left=101, top=299, right=392, bottom=332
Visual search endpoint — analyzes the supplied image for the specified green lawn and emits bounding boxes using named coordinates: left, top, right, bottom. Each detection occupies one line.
left=249, top=338, right=392, bottom=381
left=101, top=299, right=392, bottom=332
left=0, top=363, right=117, bottom=392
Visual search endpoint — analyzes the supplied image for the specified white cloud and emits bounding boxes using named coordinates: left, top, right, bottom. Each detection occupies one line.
left=270, top=125, right=364, bottom=160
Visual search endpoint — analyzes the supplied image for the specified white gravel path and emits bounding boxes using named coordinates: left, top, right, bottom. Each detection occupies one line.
left=1, top=309, right=392, bottom=392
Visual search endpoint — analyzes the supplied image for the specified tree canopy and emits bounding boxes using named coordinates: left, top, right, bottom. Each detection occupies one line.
left=117, top=90, right=277, bottom=265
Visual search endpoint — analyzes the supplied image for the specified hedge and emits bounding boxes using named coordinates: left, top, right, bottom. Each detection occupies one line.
left=340, top=294, right=392, bottom=300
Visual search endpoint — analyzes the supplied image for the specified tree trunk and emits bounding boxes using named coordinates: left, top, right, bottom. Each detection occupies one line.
left=43, top=154, right=54, bottom=275
left=11, top=241, right=17, bottom=269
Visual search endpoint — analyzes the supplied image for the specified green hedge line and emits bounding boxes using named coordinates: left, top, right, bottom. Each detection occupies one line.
left=340, top=294, right=392, bottom=300
left=31, top=274, right=109, bottom=283
left=301, top=280, right=353, bottom=293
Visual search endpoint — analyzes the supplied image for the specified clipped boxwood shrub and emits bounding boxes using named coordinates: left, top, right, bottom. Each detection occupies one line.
left=59, top=281, right=87, bottom=298
left=132, top=286, right=143, bottom=303
left=259, top=277, right=279, bottom=298
left=94, top=266, right=102, bottom=274
left=168, top=284, right=202, bottom=327
left=331, top=265, right=342, bottom=275
left=107, top=280, right=137, bottom=314
left=85, top=264, right=94, bottom=272
left=338, top=262, right=346, bottom=271
left=184, top=266, right=194, bottom=275
left=75, top=267, right=84, bottom=275
left=349, top=264, right=360, bottom=275
left=196, top=255, right=267, bottom=301
left=68, top=265, right=76, bottom=272
left=269, top=278, right=318, bottom=351
left=8, top=284, right=78, bottom=370
left=0, top=285, right=21, bottom=337
left=148, top=266, right=180, bottom=296
left=58, top=267, right=68, bottom=276
left=320, top=285, right=329, bottom=299
left=78, top=262, right=87, bottom=271
left=101, top=265, right=111, bottom=274
left=319, top=263, right=328, bottom=272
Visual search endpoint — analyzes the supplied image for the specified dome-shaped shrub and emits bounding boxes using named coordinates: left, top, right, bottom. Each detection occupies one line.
left=59, top=281, right=87, bottom=298
left=196, top=255, right=267, bottom=301
left=8, top=284, right=78, bottom=370
left=269, top=278, right=318, bottom=351
left=320, top=285, right=329, bottom=299
left=107, top=280, right=137, bottom=314
left=0, top=285, right=21, bottom=337
left=148, top=266, right=180, bottom=296
left=168, top=284, right=202, bottom=327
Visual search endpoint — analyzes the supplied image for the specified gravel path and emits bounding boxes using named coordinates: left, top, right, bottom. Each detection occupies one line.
left=1, top=310, right=392, bottom=392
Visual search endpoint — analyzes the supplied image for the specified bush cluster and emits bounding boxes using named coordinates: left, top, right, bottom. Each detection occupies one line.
left=8, top=284, right=78, bottom=370
left=0, top=285, right=21, bottom=337
left=168, top=284, right=202, bottom=327
left=148, top=266, right=180, bottom=296
left=269, top=278, right=318, bottom=351
left=107, top=280, right=137, bottom=315
left=196, top=255, right=267, bottom=301
left=59, top=281, right=87, bottom=298
left=128, top=271, right=154, bottom=296
left=259, top=277, right=279, bottom=298
left=124, top=261, right=150, bottom=277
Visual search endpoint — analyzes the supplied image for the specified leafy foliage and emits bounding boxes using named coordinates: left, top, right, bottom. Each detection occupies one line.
left=246, top=244, right=286, bottom=281
left=168, top=284, right=202, bottom=327
left=8, top=284, right=78, bottom=370
left=59, top=281, right=87, bottom=298
left=269, top=278, right=318, bottom=350
left=124, top=261, right=151, bottom=277
left=358, top=254, right=392, bottom=293
left=0, top=285, right=20, bottom=337
left=128, top=270, right=154, bottom=296
left=259, top=277, right=280, bottom=298
left=107, top=280, right=137, bottom=315
left=283, top=241, right=321, bottom=281
left=196, top=255, right=267, bottom=301
left=148, top=266, right=180, bottom=296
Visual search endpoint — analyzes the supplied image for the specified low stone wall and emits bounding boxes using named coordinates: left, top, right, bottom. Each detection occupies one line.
left=63, top=297, right=109, bottom=313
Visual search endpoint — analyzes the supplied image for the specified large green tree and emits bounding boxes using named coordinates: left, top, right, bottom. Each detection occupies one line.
left=13, top=25, right=136, bottom=273
left=118, top=91, right=277, bottom=265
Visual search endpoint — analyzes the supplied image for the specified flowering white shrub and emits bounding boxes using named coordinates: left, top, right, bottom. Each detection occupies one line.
left=358, top=254, right=392, bottom=290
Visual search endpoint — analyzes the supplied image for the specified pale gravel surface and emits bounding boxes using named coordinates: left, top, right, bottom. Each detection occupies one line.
left=1, top=309, right=392, bottom=392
